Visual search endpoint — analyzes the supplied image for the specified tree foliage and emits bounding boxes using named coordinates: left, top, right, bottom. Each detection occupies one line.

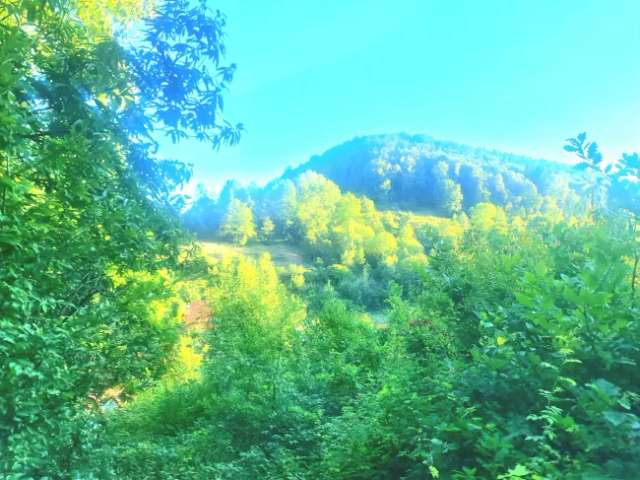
left=2, top=1, right=639, bottom=478
left=279, top=133, right=586, bottom=215
left=220, top=198, right=256, bottom=246
left=84, top=205, right=640, bottom=479
left=0, top=0, right=239, bottom=475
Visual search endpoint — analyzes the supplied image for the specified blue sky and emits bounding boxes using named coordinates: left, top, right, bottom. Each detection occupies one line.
left=158, top=0, right=640, bottom=193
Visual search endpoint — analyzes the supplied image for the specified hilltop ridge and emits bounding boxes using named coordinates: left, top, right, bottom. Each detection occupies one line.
left=278, top=133, right=579, bottom=214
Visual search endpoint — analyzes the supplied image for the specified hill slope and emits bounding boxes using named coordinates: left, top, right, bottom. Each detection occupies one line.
left=280, top=133, right=579, bottom=214
left=184, top=133, right=585, bottom=237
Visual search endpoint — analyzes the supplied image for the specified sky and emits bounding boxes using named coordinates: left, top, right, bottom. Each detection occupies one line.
left=157, top=0, right=640, bottom=194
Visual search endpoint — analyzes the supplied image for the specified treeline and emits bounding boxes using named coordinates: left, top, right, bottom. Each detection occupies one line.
left=183, top=142, right=640, bottom=310
left=282, top=133, right=588, bottom=214
left=184, top=167, right=569, bottom=247
left=185, top=131, right=640, bottom=242
left=187, top=171, right=438, bottom=309
left=189, top=172, right=424, bottom=261
left=185, top=134, right=593, bottom=233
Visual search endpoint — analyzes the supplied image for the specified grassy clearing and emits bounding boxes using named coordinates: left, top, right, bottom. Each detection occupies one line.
left=199, top=240, right=309, bottom=269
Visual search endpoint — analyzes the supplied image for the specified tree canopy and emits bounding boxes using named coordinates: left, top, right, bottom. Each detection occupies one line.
left=0, top=0, right=240, bottom=474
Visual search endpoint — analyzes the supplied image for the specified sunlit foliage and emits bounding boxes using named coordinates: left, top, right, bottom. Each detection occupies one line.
left=0, top=0, right=239, bottom=475
left=220, top=198, right=256, bottom=246
left=2, top=0, right=639, bottom=478
left=82, top=205, right=640, bottom=479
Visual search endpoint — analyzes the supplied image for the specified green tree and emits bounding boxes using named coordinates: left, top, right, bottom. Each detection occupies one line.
left=221, top=198, right=257, bottom=245
left=459, top=164, right=490, bottom=209
left=489, top=172, right=509, bottom=205
left=0, top=0, right=240, bottom=474
left=294, top=171, right=342, bottom=244
left=260, top=216, right=276, bottom=240
left=443, top=179, right=463, bottom=216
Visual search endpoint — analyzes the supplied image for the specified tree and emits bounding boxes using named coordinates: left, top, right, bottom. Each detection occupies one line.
left=217, top=179, right=246, bottom=210
left=459, top=164, right=490, bottom=209
left=260, top=217, right=275, bottom=240
left=0, top=0, right=240, bottom=474
left=443, top=179, right=463, bottom=216
left=564, top=132, right=608, bottom=211
left=426, top=161, right=450, bottom=208
left=470, top=202, right=509, bottom=234
left=489, top=172, right=508, bottom=205
left=260, top=179, right=298, bottom=236
left=221, top=199, right=257, bottom=245
left=294, top=172, right=341, bottom=244
left=610, top=152, right=640, bottom=216
left=495, top=170, right=539, bottom=211
left=183, top=183, right=218, bottom=234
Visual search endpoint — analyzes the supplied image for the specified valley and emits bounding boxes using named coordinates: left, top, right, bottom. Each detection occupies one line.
left=2, top=2, right=639, bottom=479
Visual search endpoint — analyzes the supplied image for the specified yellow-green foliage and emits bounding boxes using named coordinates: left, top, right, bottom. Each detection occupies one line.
left=295, top=172, right=343, bottom=244
left=84, top=208, right=640, bottom=480
left=260, top=216, right=276, bottom=240
left=198, top=240, right=308, bottom=269
left=404, top=211, right=466, bottom=240
left=107, top=267, right=186, bottom=328
left=287, top=264, right=309, bottom=289
left=75, top=0, right=153, bottom=37
left=470, top=202, right=509, bottom=233
left=291, top=173, right=433, bottom=267
left=220, top=198, right=257, bottom=246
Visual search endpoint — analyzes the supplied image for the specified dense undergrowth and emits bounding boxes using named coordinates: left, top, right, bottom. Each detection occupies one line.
left=84, top=209, right=640, bottom=479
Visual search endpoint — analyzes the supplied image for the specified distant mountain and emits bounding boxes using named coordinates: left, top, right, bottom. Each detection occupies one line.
left=280, top=133, right=580, bottom=215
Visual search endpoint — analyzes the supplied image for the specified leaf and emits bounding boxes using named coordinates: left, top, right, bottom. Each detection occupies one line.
left=429, top=465, right=440, bottom=478
left=591, top=379, right=620, bottom=398
left=587, top=142, right=603, bottom=164
left=498, top=464, right=531, bottom=479
left=603, top=410, right=631, bottom=427
left=575, top=162, right=592, bottom=171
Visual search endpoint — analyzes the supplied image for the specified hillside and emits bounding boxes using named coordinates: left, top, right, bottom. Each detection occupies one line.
left=199, top=240, right=308, bottom=268
left=184, top=133, right=585, bottom=236
left=280, top=133, right=580, bottom=214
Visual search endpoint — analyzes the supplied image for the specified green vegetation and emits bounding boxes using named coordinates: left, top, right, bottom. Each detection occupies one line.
left=281, top=133, right=584, bottom=214
left=199, top=240, right=307, bottom=268
left=220, top=198, right=257, bottom=246
left=0, top=0, right=240, bottom=476
left=2, top=2, right=640, bottom=479
left=85, top=202, right=640, bottom=479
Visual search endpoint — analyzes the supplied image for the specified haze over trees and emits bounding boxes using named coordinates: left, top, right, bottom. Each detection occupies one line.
left=183, top=133, right=589, bottom=237
left=2, top=1, right=640, bottom=479
left=282, top=134, right=582, bottom=213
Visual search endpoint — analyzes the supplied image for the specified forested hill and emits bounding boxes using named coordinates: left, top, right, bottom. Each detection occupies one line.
left=280, top=133, right=580, bottom=215
left=183, top=133, right=587, bottom=236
